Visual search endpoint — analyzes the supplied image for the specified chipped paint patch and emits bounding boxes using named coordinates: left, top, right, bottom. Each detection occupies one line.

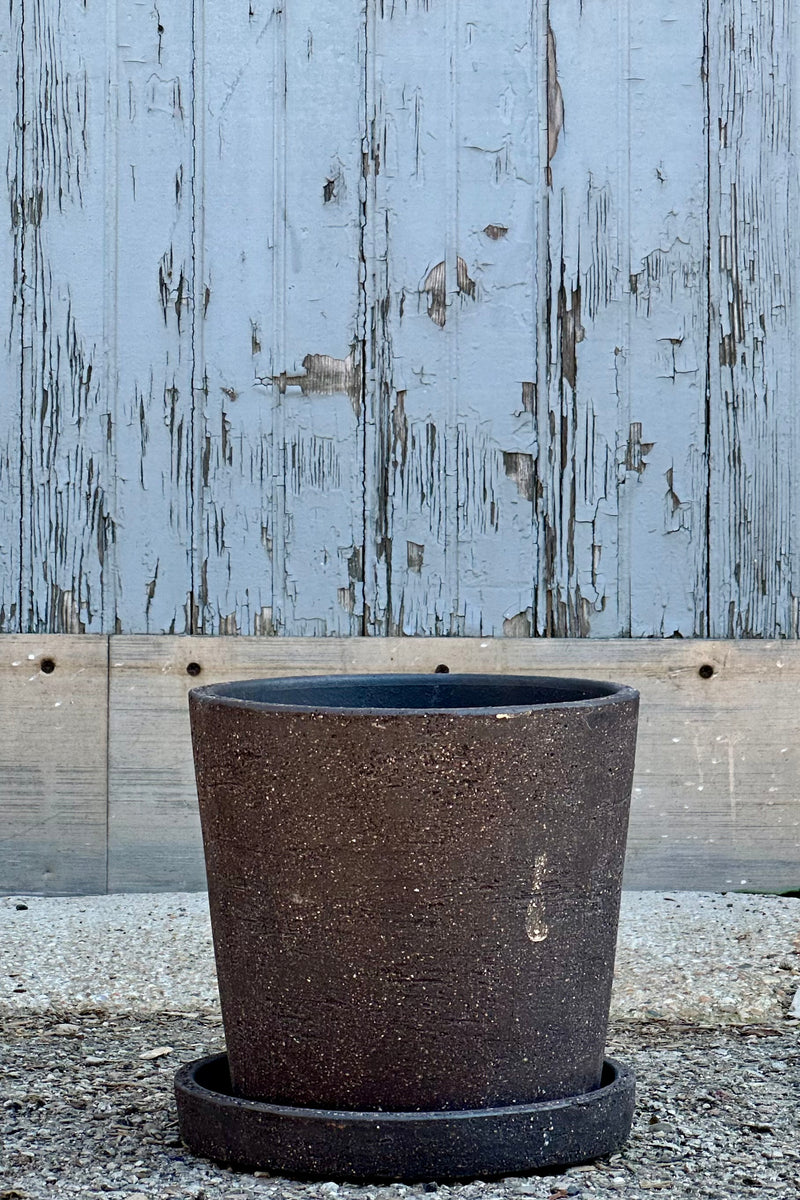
left=406, top=541, right=424, bottom=573
left=423, top=257, right=476, bottom=327
left=546, top=26, right=564, bottom=183
left=273, top=346, right=362, bottom=412
left=625, top=423, right=655, bottom=475
left=253, top=607, right=275, bottom=637
left=503, top=609, right=533, bottom=638
left=558, top=284, right=584, bottom=391
left=502, top=452, right=535, bottom=502
left=521, top=382, right=536, bottom=414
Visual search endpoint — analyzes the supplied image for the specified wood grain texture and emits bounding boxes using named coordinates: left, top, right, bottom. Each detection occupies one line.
left=364, top=1, right=541, bottom=636
left=0, top=637, right=108, bottom=895
left=542, top=1, right=708, bottom=637
left=100, top=636, right=800, bottom=896
left=538, top=4, right=620, bottom=636
left=268, top=0, right=366, bottom=636
left=112, top=0, right=195, bottom=634
left=0, top=2, right=22, bottom=631
left=20, top=0, right=113, bottom=633
left=194, top=0, right=277, bottom=635
left=622, top=2, right=708, bottom=637
left=107, top=636, right=206, bottom=892
left=0, top=634, right=797, bottom=894
left=708, top=0, right=800, bottom=636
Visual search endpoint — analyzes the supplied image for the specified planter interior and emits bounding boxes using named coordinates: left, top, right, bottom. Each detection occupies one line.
left=197, top=673, right=625, bottom=710
left=176, top=672, right=640, bottom=1179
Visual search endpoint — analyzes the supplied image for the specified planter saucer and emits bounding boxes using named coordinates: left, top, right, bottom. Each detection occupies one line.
left=174, top=1054, right=635, bottom=1182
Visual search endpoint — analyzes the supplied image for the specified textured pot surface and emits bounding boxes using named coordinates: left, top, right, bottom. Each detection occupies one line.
left=189, top=674, right=639, bottom=1114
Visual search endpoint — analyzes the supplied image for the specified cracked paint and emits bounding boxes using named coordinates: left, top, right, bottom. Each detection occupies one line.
left=4, top=0, right=797, bottom=644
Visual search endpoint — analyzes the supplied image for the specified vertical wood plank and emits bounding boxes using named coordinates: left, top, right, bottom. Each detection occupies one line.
left=20, top=0, right=114, bottom=632
left=267, top=0, right=366, bottom=636
left=536, top=2, right=622, bottom=636
left=621, top=3, right=708, bottom=636
left=0, top=1, right=22, bottom=631
left=196, top=0, right=365, bottom=636
left=193, top=3, right=277, bottom=635
left=364, top=0, right=454, bottom=635
left=540, top=1, right=708, bottom=637
left=112, top=0, right=195, bottom=633
left=0, top=637, right=108, bottom=895
left=364, top=0, right=541, bottom=637
left=708, top=0, right=799, bottom=636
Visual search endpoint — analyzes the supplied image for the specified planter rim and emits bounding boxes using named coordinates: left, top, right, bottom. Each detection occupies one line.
left=189, top=672, right=639, bottom=718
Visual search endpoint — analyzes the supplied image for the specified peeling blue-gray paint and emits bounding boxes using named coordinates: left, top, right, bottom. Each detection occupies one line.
left=2, top=1, right=799, bottom=639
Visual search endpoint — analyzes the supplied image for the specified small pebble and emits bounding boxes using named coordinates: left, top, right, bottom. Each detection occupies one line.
left=139, top=1045, right=173, bottom=1060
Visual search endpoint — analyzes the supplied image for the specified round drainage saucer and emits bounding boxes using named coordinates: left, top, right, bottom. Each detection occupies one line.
left=174, top=1054, right=635, bottom=1182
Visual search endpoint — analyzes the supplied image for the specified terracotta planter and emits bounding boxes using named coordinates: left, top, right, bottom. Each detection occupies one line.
left=175, top=673, right=639, bottom=1180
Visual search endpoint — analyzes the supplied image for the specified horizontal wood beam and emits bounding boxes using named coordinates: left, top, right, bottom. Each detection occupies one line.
left=0, top=637, right=108, bottom=895
left=1, top=637, right=798, bottom=895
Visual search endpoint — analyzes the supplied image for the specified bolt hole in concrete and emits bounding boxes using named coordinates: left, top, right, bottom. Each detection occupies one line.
left=434, top=663, right=450, bottom=673
left=186, top=662, right=202, bottom=677
left=698, top=664, right=715, bottom=679
left=39, top=658, right=56, bottom=674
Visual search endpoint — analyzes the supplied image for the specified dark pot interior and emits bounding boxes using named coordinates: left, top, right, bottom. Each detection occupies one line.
left=193, top=672, right=633, bottom=713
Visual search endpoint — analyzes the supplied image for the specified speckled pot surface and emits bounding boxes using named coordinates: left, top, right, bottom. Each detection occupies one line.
left=187, top=673, right=639, bottom=1121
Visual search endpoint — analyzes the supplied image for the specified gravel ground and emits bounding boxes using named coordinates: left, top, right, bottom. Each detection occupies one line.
left=1, top=1014, right=798, bottom=1199
left=2, top=892, right=798, bottom=1024
left=1, top=892, right=798, bottom=1198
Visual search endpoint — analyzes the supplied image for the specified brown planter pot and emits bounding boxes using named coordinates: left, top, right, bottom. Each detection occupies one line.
left=175, top=673, right=639, bottom=1180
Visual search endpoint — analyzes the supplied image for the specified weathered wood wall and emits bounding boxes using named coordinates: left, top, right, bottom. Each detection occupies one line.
left=2, top=1, right=798, bottom=637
